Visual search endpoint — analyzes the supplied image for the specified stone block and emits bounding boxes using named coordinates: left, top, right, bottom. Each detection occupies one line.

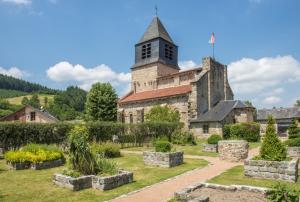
left=53, top=174, right=93, bottom=191
left=244, top=158, right=299, bottom=182
left=287, top=147, right=300, bottom=157
left=218, top=140, right=248, bottom=162
left=31, top=159, right=64, bottom=170
left=143, top=151, right=183, bottom=168
left=92, top=170, right=133, bottom=190
left=202, top=144, right=217, bottom=153
left=8, top=161, right=31, bottom=170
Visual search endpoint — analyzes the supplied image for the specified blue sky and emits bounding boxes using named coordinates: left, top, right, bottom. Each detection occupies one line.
left=0, top=0, right=299, bottom=108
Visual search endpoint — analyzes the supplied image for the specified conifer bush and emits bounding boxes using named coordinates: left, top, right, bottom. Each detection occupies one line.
left=259, top=116, right=287, bottom=161
left=288, top=119, right=300, bottom=139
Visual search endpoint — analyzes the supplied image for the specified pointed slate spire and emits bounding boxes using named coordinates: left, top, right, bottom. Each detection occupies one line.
left=138, top=16, right=174, bottom=44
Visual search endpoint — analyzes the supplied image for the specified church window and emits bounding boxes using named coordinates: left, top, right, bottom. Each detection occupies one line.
left=142, top=43, right=151, bottom=59
left=129, top=114, right=133, bottom=123
left=203, top=124, right=209, bottom=134
left=164, top=44, right=173, bottom=60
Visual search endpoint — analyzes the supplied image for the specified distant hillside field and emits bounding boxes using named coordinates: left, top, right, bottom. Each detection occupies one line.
left=6, top=94, right=55, bottom=106
left=0, top=89, right=28, bottom=99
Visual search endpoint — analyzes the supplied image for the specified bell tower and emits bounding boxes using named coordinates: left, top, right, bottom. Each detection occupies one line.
left=131, top=16, right=180, bottom=93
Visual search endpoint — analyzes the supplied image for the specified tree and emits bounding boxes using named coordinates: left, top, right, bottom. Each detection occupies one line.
left=288, top=119, right=300, bottom=139
left=145, top=105, right=180, bottom=123
left=47, top=86, right=87, bottom=120
left=44, top=96, right=48, bottom=107
left=85, top=82, right=118, bottom=121
left=29, top=94, right=40, bottom=108
left=295, top=100, right=300, bottom=107
left=259, top=116, right=286, bottom=161
left=244, top=100, right=253, bottom=107
left=21, top=97, right=30, bottom=106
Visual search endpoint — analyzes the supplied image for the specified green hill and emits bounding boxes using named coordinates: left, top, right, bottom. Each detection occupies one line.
left=0, top=88, right=28, bottom=99
left=0, top=74, right=60, bottom=94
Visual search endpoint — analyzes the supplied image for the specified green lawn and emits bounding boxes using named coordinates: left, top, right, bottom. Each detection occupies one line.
left=122, top=139, right=218, bottom=157
left=0, top=154, right=208, bottom=202
left=6, top=94, right=54, bottom=106
left=208, top=165, right=300, bottom=190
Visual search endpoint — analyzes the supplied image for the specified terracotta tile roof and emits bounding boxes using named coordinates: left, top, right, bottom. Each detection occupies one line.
left=119, top=85, right=192, bottom=104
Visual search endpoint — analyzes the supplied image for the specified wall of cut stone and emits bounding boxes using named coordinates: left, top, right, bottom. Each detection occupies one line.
left=131, top=64, right=158, bottom=93
left=218, top=140, right=248, bottom=162
left=143, top=151, right=183, bottom=167
left=92, top=171, right=133, bottom=190
left=202, top=144, right=218, bottom=152
left=119, top=95, right=189, bottom=127
left=244, top=158, right=299, bottom=182
left=287, top=147, right=300, bottom=157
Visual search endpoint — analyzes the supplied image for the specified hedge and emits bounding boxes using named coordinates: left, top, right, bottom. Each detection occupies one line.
left=0, top=121, right=180, bottom=149
left=223, top=122, right=260, bottom=142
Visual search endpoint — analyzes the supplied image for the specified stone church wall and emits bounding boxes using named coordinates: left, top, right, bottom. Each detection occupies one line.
left=119, top=95, right=190, bottom=127
left=131, top=64, right=158, bottom=93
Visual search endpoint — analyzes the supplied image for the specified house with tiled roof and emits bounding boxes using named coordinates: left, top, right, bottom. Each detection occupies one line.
left=0, top=105, right=58, bottom=123
left=118, top=16, right=255, bottom=137
left=257, top=107, right=300, bottom=137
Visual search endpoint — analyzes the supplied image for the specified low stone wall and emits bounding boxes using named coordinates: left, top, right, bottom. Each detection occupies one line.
left=287, top=147, right=300, bottom=157
left=7, top=158, right=64, bottom=170
left=218, top=140, right=248, bottom=162
left=244, top=158, right=299, bottom=182
left=92, top=170, right=133, bottom=190
left=53, top=174, right=93, bottom=191
left=174, top=182, right=268, bottom=202
left=8, top=162, right=31, bottom=170
left=143, top=151, right=183, bottom=168
left=31, top=159, right=64, bottom=170
left=202, top=144, right=217, bottom=153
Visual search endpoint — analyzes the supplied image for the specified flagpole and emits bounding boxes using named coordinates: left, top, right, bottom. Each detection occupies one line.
left=213, top=43, right=214, bottom=59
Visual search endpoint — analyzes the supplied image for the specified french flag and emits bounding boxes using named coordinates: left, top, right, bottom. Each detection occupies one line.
left=209, top=32, right=215, bottom=44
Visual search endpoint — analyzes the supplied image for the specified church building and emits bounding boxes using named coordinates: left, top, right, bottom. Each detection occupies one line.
left=118, top=16, right=255, bottom=137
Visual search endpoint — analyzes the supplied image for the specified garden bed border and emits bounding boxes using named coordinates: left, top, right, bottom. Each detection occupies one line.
left=143, top=151, right=183, bottom=168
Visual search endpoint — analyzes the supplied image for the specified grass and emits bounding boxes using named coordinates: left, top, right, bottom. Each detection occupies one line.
left=6, top=94, right=54, bottom=106
left=208, top=165, right=300, bottom=190
left=249, top=142, right=261, bottom=149
left=0, top=153, right=208, bottom=202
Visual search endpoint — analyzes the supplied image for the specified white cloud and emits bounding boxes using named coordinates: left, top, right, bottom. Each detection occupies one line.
left=1, top=0, right=31, bottom=5
left=46, top=61, right=131, bottom=92
left=0, top=66, right=26, bottom=78
left=179, top=60, right=197, bottom=70
left=228, top=55, right=300, bottom=94
left=262, top=96, right=281, bottom=105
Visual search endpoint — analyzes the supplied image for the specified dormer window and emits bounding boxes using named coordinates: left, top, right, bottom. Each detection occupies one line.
left=164, top=44, right=173, bottom=60
left=142, top=43, right=151, bottom=59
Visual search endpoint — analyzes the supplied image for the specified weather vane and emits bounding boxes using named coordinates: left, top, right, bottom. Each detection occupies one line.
left=155, top=5, right=158, bottom=16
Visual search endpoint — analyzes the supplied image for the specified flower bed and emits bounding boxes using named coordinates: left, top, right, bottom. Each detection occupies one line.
left=53, top=174, right=93, bottom=191
left=143, top=151, right=183, bottom=168
left=202, top=144, right=217, bottom=153
left=174, top=182, right=268, bottom=202
left=92, top=170, right=133, bottom=190
left=5, top=144, right=64, bottom=170
left=244, top=158, right=299, bottom=182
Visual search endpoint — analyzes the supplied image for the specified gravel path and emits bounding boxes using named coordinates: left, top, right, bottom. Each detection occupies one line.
left=110, top=148, right=259, bottom=202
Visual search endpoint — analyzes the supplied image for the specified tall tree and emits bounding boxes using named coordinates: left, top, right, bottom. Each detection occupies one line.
left=295, top=100, right=300, bottom=107
left=21, top=97, right=30, bottom=106
left=85, top=82, right=118, bottom=121
left=29, top=94, right=40, bottom=108
left=244, top=100, right=253, bottom=107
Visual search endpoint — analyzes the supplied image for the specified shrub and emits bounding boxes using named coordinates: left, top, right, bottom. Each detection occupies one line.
left=154, top=140, right=172, bottom=152
left=95, top=156, right=118, bottom=176
left=4, top=148, right=63, bottom=163
left=259, top=116, right=287, bottom=161
left=284, top=137, right=300, bottom=147
left=145, top=105, right=180, bottom=123
left=91, top=142, right=121, bottom=158
left=172, top=130, right=196, bottom=145
left=223, top=122, right=260, bottom=142
left=68, top=125, right=96, bottom=175
left=207, top=134, right=222, bottom=144
left=61, top=169, right=81, bottom=178
left=267, top=183, right=299, bottom=202
left=288, top=119, right=300, bottom=139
